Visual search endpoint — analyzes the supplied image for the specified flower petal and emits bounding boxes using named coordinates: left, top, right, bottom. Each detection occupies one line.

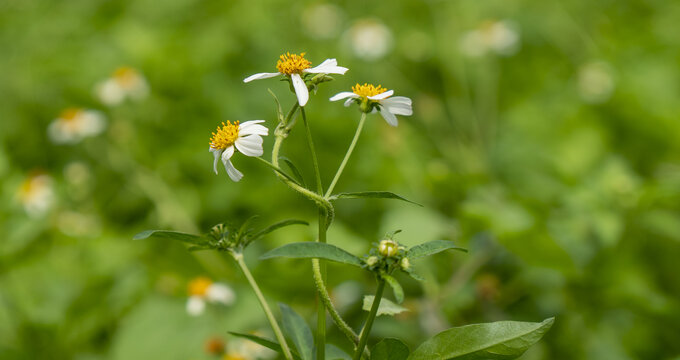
left=381, top=97, right=413, bottom=116
left=291, top=73, right=309, bottom=106
left=379, top=107, right=399, bottom=127
left=329, top=92, right=359, bottom=102
left=368, top=90, right=394, bottom=100
left=344, top=98, right=355, bottom=107
left=243, top=72, right=281, bottom=83
left=223, top=159, right=244, bottom=182
left=221, top=145, right=235, bottom=161
left=235, top=135, right=264, bottom=157
left=304, top=58, right=349, bottom=75
left=210, top=147, right=224, bottom=174
left=186, top=296, right=206, bottom=316
left=239, top=120, right=269, bottom=136
left=207, top=283, right=236, bottom=305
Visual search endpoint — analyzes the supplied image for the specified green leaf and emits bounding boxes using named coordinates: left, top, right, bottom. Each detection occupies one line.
left=407, top=240, right=467, bottom=260
left=330, top=191, right=421, bottom=206
left=133, top=230, right=209, bottom=246
left=362, top=295, right=409, bottom=316
left=408, top=318, right=555, bottom=360
left=228, top=332, right=302, bottom=360
left=279, top=156, right=306, bottom=187
left=268, top=88, right=285, bottom=124
left=250, top=219, right=308, bottom=242
left=260, top=242, right=363, bottom=268
left=383, top=274, right=404, bottom=304
left=279, top=303, right=314, bottom=360
left=326, top=343, right=351, bottom=360
left=371, top=338, right=410, bottom=360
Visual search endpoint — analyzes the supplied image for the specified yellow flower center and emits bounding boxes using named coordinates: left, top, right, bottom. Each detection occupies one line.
left=276, top=52, right=312, bottom=75
left=188, top=277, right=213, bottom=296
left=59, top=108, right=82, bottom=122
left=223, top=354, right=246, bottom=360
left=210, top=121, right=240, bottom=150
left=352, top=83, right=388, bottom=98
left=113, top=67, right=139, bottom=88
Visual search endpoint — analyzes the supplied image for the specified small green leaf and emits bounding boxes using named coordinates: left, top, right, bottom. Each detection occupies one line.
left=228, top=332, right=302, bottom=360
left=383, top=274, right=404, bottom=304
left=404, top=269, right=425, bottom=282
left=330, top=191, right=421, bottom=206
left=133, top=230, right=209, bottom=246
left=279, top=156, right=306, bottom=187
left=371, top=338, right=410, bottom=360
left=408, top=318, right=555, bottom=360
left=250, top=219, right=308, bottom=242
left=325, top=343, right=351, bottom=360
left=268, top=88, right=285, bottom=124
left=362, top=295, right=409, bottom=316
left=408, top=240, right=467, bottom=260
left=279, top=303, right=314, bottom=360
left=260, top=242, right=363, bottom=268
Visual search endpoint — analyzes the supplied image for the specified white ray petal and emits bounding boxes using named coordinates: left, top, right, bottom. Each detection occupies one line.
left=235, top=135, right=264, bottom=157
left=239, top=120, right=269, bottom=136
left=379, top=108, right=399, bottom=127
left=291, top=73, right=309, bottom=106
left=305, top=58, right=349, bottom=74
left=381, top=97, right=413, bottom=116
left=207, top=283, right=236, bottom=305
left=210, top=147, right=224, bottom=174
left=221, top=145, right=235, bottom=161
left=186, top=296, right=206, bottom=316
left=243, top=72, right=281, bottom=83
left=329, top=92, right=359, bottom=101
left=344, top=98, right=355, bottom=107
left=368, top=90, right=394, bottom=100
left=223, top=159, right=244, bottom=182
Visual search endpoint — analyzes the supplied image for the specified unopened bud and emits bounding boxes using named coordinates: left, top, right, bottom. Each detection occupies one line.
left=400, top=257, right=410, bottom=270
left=378, top=239, right=398, bottom=257
left=366, top=256, right=379, bottom=267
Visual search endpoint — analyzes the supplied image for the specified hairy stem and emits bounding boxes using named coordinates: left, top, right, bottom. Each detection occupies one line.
left=312, top=258, right=360, bottom=345
left=325, top=112, right=367, bottom=199
left=353, top=279, right=386, bottom=360
left=233, top=252, right=293, bottom=360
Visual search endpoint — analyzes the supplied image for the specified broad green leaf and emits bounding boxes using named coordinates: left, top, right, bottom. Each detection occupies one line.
left=383, top=274, right=404, bottom=304
left=408, top=318, right=555, bottom=360
left=362, top=295, right=409, bottom=316
left=279, top=156, right=306, bottom=187
left=330, top=191, right=421, bottom=206
left=132, top=230, right=209, bottom=246
left=407, top=240, right=467, bottom=260
left=326, top=343, right=351, bottom=360
left=228, top=332, right=302, bottom=360
left=250, top=219, right=308, bottom=241
left=279, top=303, right=314, bottom=360
left=371, top=338, right=410, bottom=360
left=260, top=242, right=363, bottom=268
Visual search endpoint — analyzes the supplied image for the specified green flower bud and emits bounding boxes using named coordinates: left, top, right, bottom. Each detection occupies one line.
left=400, top=257, right=410, bottom=270
left=366, top=256, right=379, bottom=267
left=378, top=239, right=399, bottom=257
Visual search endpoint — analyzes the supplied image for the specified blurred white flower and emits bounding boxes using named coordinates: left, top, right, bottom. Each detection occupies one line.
left=209, top=120, right=269, bottom=182
left=244, top=52, right=348, bottom=106
left=186, top=277, right=236, bottom=316
left=459, top=20, right=520, bottom=57
left=48, top=108, right=106, bottom=144
left=301, top=3, right=344, bottom=39
left=344, top=19, right=393, bottom=61
left=226, top=333, right=276, bottom=360
left=400, top=30, right=433, bottom=62
left=57, top=211, right=100, bottom=237
left=578, top=61, right=615, bottom=104
left=17, top=172, right=54, bottom=218
left=330, top=83, right=412, bottom=126
left=95, top=67, right=149, bottom=106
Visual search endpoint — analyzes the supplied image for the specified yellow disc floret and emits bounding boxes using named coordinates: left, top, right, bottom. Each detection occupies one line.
left=352, top=83, right=388, bottom=98
left=59, top=108, right=82, bottom=122
left=210, top=121, right=240, bottom=150
left=113, top=67, right=139, bottom=88
left=276, top=52, right=312, bottom=75
left=188, top=277, right=213, bottom=296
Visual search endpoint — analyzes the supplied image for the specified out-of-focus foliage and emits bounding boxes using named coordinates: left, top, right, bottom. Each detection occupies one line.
left=1, top=0, right=680, bottom=359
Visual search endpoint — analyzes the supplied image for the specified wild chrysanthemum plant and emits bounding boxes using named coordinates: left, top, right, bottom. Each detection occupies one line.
left=135, top=50, right=553, bottom=360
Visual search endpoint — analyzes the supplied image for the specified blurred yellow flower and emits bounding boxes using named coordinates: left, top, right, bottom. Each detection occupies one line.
left=95, top=67, right=149, bottom=106
left=459, top=20, right=520, bottom=57
left=186, top=277, right=236, bottom=316
left=48, top=108, right=106, bottom=144
left=17, top=171, right=54, bottom=218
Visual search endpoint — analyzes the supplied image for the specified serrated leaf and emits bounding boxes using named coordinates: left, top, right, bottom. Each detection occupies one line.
left=279, top=303, right=314, bottom=360
left=330, top=191, right=421, bottom=206
left=260, top=242, right=363, bottom=268
left=133, top=230, right=209, bottom=246
left=228, top=332, right=302, bottom=360
left=383, top=274, right=404, bottom=304
left=362, top=295, right=409, bottom=316
left=407, top=240, right=467, bottom=260
left=279, top=156, right=306, bottom=187
left=405, top=269, right=425, bottom=282
left=371, top=338, right=410, bottom=360
left=408, top=318, right=555, bottom=360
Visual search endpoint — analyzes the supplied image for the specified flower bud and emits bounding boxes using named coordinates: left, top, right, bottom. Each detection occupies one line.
left=204, top=337, right=225, bottom=355
left=378, top=239, right=398, bottom=257
left=366, top=256, right=379, bottom=267
left=400, top=257, right=410, bottom=270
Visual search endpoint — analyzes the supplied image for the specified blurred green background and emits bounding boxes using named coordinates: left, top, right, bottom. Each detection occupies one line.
left=2, top=0, right=680, bottom=359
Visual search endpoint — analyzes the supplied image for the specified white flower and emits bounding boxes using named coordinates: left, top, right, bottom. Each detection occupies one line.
left=95, top=67, right=149, bottom=106
left=301, top=4, right=344, bottom=40
left=186, top=277, right=236, bottom=316
left=578, top=61, right=615, bottom=104
left=330, top=83, right=412, bottom=126
left=48, top=108, right=106, bottom=144
left=17, top=172, right=55, bottom=218
left=209, top=120, right=268, bottom=182
left=243, top=52, right=348, bottom=106
left=344, top=19, right=393, bottom=61
left=459, top=20, right=519, bottom=57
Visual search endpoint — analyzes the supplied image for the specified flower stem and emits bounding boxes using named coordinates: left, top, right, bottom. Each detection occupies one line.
left=312, top=258, right=360, bottom=344
left=325, top=113, right=366, bottom=199
left=232, top=252, right=294, bottom=360
left=300, top=107, right=324, bottom=195
left=353, top=279, right=386, bottom=360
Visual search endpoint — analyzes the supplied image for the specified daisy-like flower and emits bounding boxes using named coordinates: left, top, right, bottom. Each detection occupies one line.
left=209, top=120, right=268, bottom=182
left=186, top=277, right=236, bottom=316
left=243, top=52, right=348, bottom=106
left=95, top=67, right=149, bottom=106
left=48, top=108, right=106, bottom=144
left=329, top=83, right=412, bottom=126
left=459, top=20, right=519, bottom=58
left=17, top=171, right=55, bottom=218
